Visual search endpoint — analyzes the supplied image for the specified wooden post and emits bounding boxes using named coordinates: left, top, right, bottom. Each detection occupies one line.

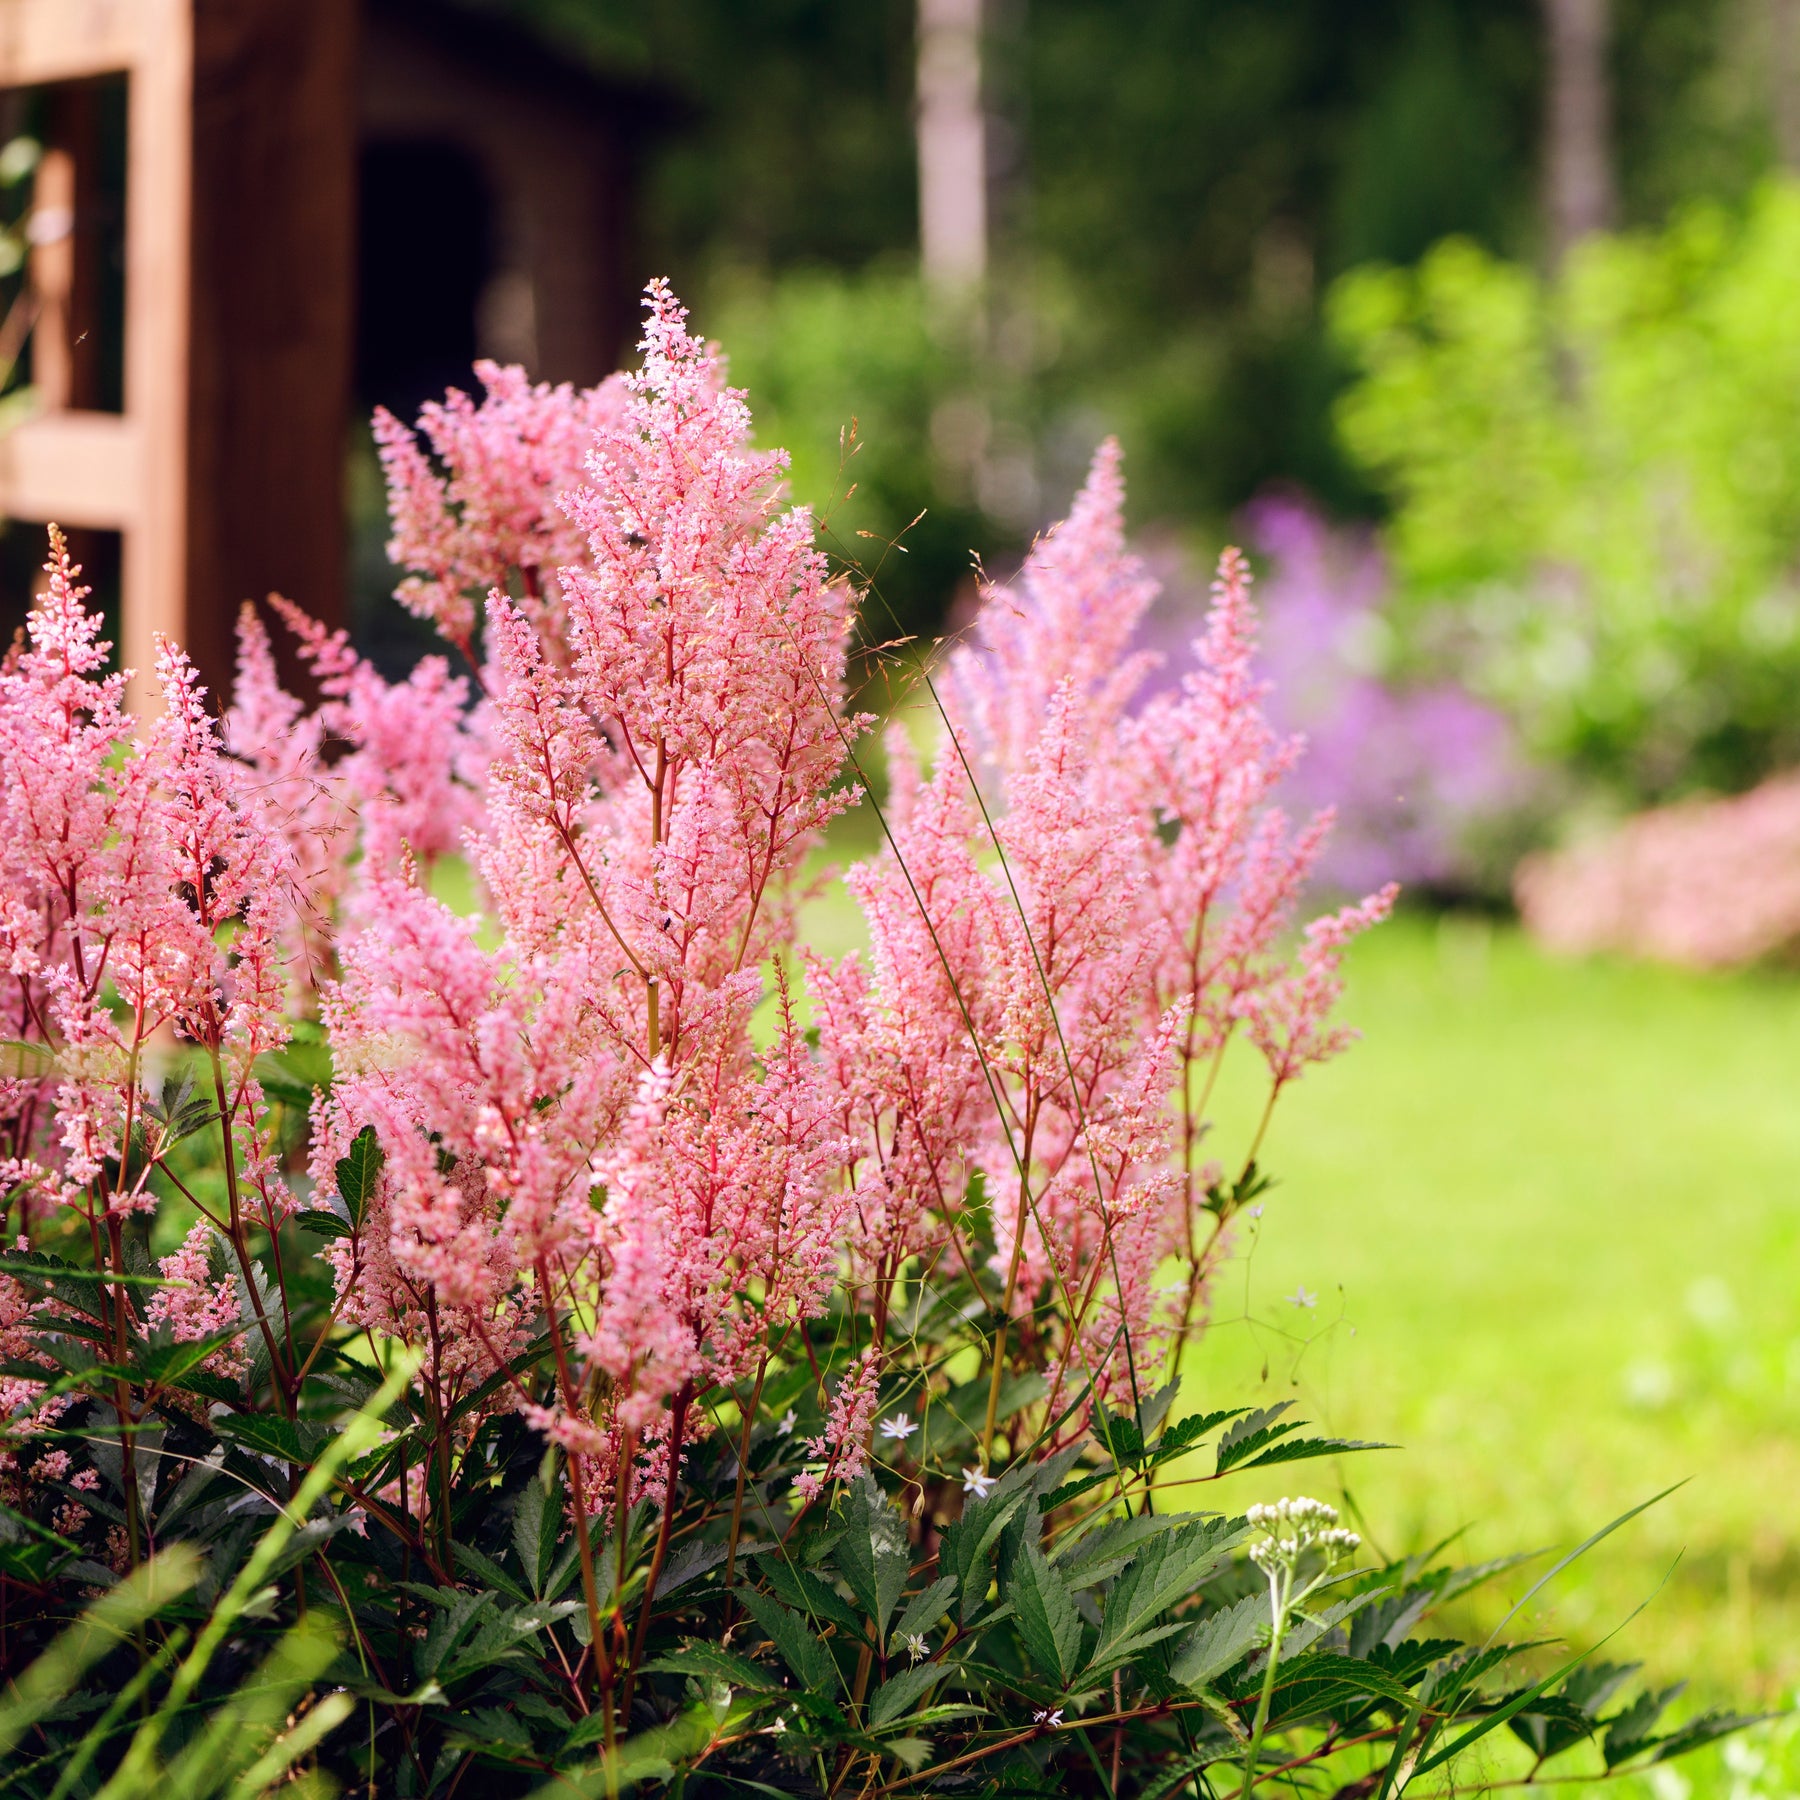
left=122, top=0, right=192, bottom=706
left=187, top=0, right=355, bottom=696
left=0, top=0, right=190, bottom=710
left=26, top=147, right=73, bottom=411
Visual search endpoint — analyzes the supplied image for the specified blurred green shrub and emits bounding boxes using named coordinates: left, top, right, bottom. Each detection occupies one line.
left=710, top=264, right=1019, bottom=653
left=1331, top=179, right=1800, bottom=802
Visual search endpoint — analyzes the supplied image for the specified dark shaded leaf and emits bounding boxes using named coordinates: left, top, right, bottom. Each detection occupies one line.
left=642, top=1641, right=784, bottom=1692
left=735, top=1586, right=840, bottom=1694
left=454, top=1541, right=532, bottom=1604
left=295, top=1209, right=354, bottom=1240
left=513, top=1468, right=558, bottom=1598
left=214, top=1411, right=327, bottom=1466
left=760, top=1555, right=863, bottom=1634
left=1213, top=1404, right=1303, bottom=1474
left=1006, top=1544, right=1083, bottom=1687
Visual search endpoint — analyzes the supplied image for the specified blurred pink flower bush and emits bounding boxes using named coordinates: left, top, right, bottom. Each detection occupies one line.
left=1134, top=493, right=1526, bottom=894
left=1516, top=773, right=1800, bottom=967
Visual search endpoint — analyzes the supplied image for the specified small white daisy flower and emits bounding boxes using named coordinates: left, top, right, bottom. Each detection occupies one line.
left=879, top=1411, right=917, bottom=1443
left=1032, top=1707, right=1064, bottom=1729
left=961, top=1465, right=995, bottom=1499
left=1288, top=1285, right=1317, bottom=1309
left=775, top=1408, right=797, bottom=1436
left=904, top=1632, right=928, bottom=1663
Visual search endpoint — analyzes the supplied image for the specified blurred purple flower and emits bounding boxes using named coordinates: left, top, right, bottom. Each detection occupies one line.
left=1133, top=492, right=1524, bottom=893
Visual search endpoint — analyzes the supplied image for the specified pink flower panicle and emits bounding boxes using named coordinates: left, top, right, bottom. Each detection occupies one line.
left=375, top=359, right=627, bottom=656
left=794, top=1347, right=882, bottom=1502
left=322, top=283, right=867, bottom=1494
left=826, top=442, right=1394, bottom=1418
left=146, top=1222, right=248, bottom=1379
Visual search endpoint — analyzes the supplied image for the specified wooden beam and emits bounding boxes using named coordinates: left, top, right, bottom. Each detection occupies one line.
left=120, top=0, right=191, bottom=702
left=0, top=0, right=191, bottom=706
left=0, top=0, right=152, bottom=87
left=0, top=410, right=140, bottom=525
left=185, top=0, right=355, bottom=697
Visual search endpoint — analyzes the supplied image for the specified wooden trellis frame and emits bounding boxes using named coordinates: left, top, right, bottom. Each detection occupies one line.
left=0, top=0, right=191, bottom=705
left=0, top=0, right=354, bottom=708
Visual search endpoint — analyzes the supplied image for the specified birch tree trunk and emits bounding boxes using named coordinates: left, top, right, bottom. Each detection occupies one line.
left=1776, top=0, right=1800, bottom=169
left=917, top=0, right=987, bottom=300
left=1543, top=0, right=1616, bottom=265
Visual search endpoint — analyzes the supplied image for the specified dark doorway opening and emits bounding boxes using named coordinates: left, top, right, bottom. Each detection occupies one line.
left=355, top=138, right=494, bottom=422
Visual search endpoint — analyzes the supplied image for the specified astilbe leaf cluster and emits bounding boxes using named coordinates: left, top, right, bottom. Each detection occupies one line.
left=0, top=283, right=1749, bottom=1797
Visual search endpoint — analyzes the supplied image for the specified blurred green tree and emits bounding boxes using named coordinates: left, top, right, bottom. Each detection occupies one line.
left=1332, top=178, right=1800, bottom=801
left=437, top=0, right=1789, bottom=615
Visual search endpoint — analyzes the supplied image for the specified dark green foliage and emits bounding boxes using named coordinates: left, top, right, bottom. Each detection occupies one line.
left=0, top=1066, right=1752, bottom=1797
left=2, top=1249, right=1751, bottom=1800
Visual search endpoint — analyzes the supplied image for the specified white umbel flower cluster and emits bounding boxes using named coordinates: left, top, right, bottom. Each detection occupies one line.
left=1247, top=1495, right=1360, bottom=1574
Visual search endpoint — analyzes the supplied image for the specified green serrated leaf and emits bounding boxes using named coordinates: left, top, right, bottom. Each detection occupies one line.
left=333, top=1125, right=384, bottom=1226
left=1151, top=1405, right=1253, bottom=1462
left=1136, top=1738, right=1244, bottom=1800
left=0, top=1253, right=181, bottom=1291
left=0, top=1039, right=54, bottom=1079
left=513, top=1460, right=558, bottom=1597
left=1006, top=1544, right=1083, bottom=1687
left=1170, top=1592, right=1269, bottom=1690
left=760, top=1555, right=863, bottom=1634
left=838, top=1474, right=911, bottom=1643
left=1642, top=1710, right=1773, bottom=1767
left=641, top=1641, right=784, bottom=1692
left=1268, top=1649, right=1418, bottom=1721
left=1085, top=1516, right=1243, bottom=1680
left=122, top=1331, right=242, bottom=1391
left=215, top=1411, right=325, bottom=1466
left=1235, top=1433, right=1392, bottom=1472
left=735, top=1586, right=840, bottom=1694
left=889, top=1577, right=958, bottom=1653
left=940, top=1466, right=1037, bottom=1622
left=1213, top=1403, right=1304, bottom=1474
left=659, top=1535, right=773, bottom=1600
left=868, top=1661, right=944, bottom=1728
left=453, top=1541, right=532, bottom=1603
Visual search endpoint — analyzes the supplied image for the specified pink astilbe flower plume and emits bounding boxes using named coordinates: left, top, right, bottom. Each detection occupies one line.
left=375, top=359, right=627, bottom=660
left=0, top=533, right=307, bottom=1538
left=824, top=443, right=1394, bottom=1445
left=322, top=283, right=867, bottom=1538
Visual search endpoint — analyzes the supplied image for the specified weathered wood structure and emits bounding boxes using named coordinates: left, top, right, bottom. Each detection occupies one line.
left=0, top=0, right=661, bottom=703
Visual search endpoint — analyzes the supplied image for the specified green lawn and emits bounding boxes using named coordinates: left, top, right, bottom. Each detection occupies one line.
left=1190, top=912, right=1800, bottom=1712
left=797, top=855, right=1800, bottom=1718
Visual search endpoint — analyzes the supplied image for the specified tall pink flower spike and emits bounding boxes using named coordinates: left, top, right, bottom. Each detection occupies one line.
left=820, top=441, right=1394, bottom=1436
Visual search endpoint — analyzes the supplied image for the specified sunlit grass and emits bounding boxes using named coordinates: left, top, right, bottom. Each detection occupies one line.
left=1182, top=912, right=1800, bottom=1712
